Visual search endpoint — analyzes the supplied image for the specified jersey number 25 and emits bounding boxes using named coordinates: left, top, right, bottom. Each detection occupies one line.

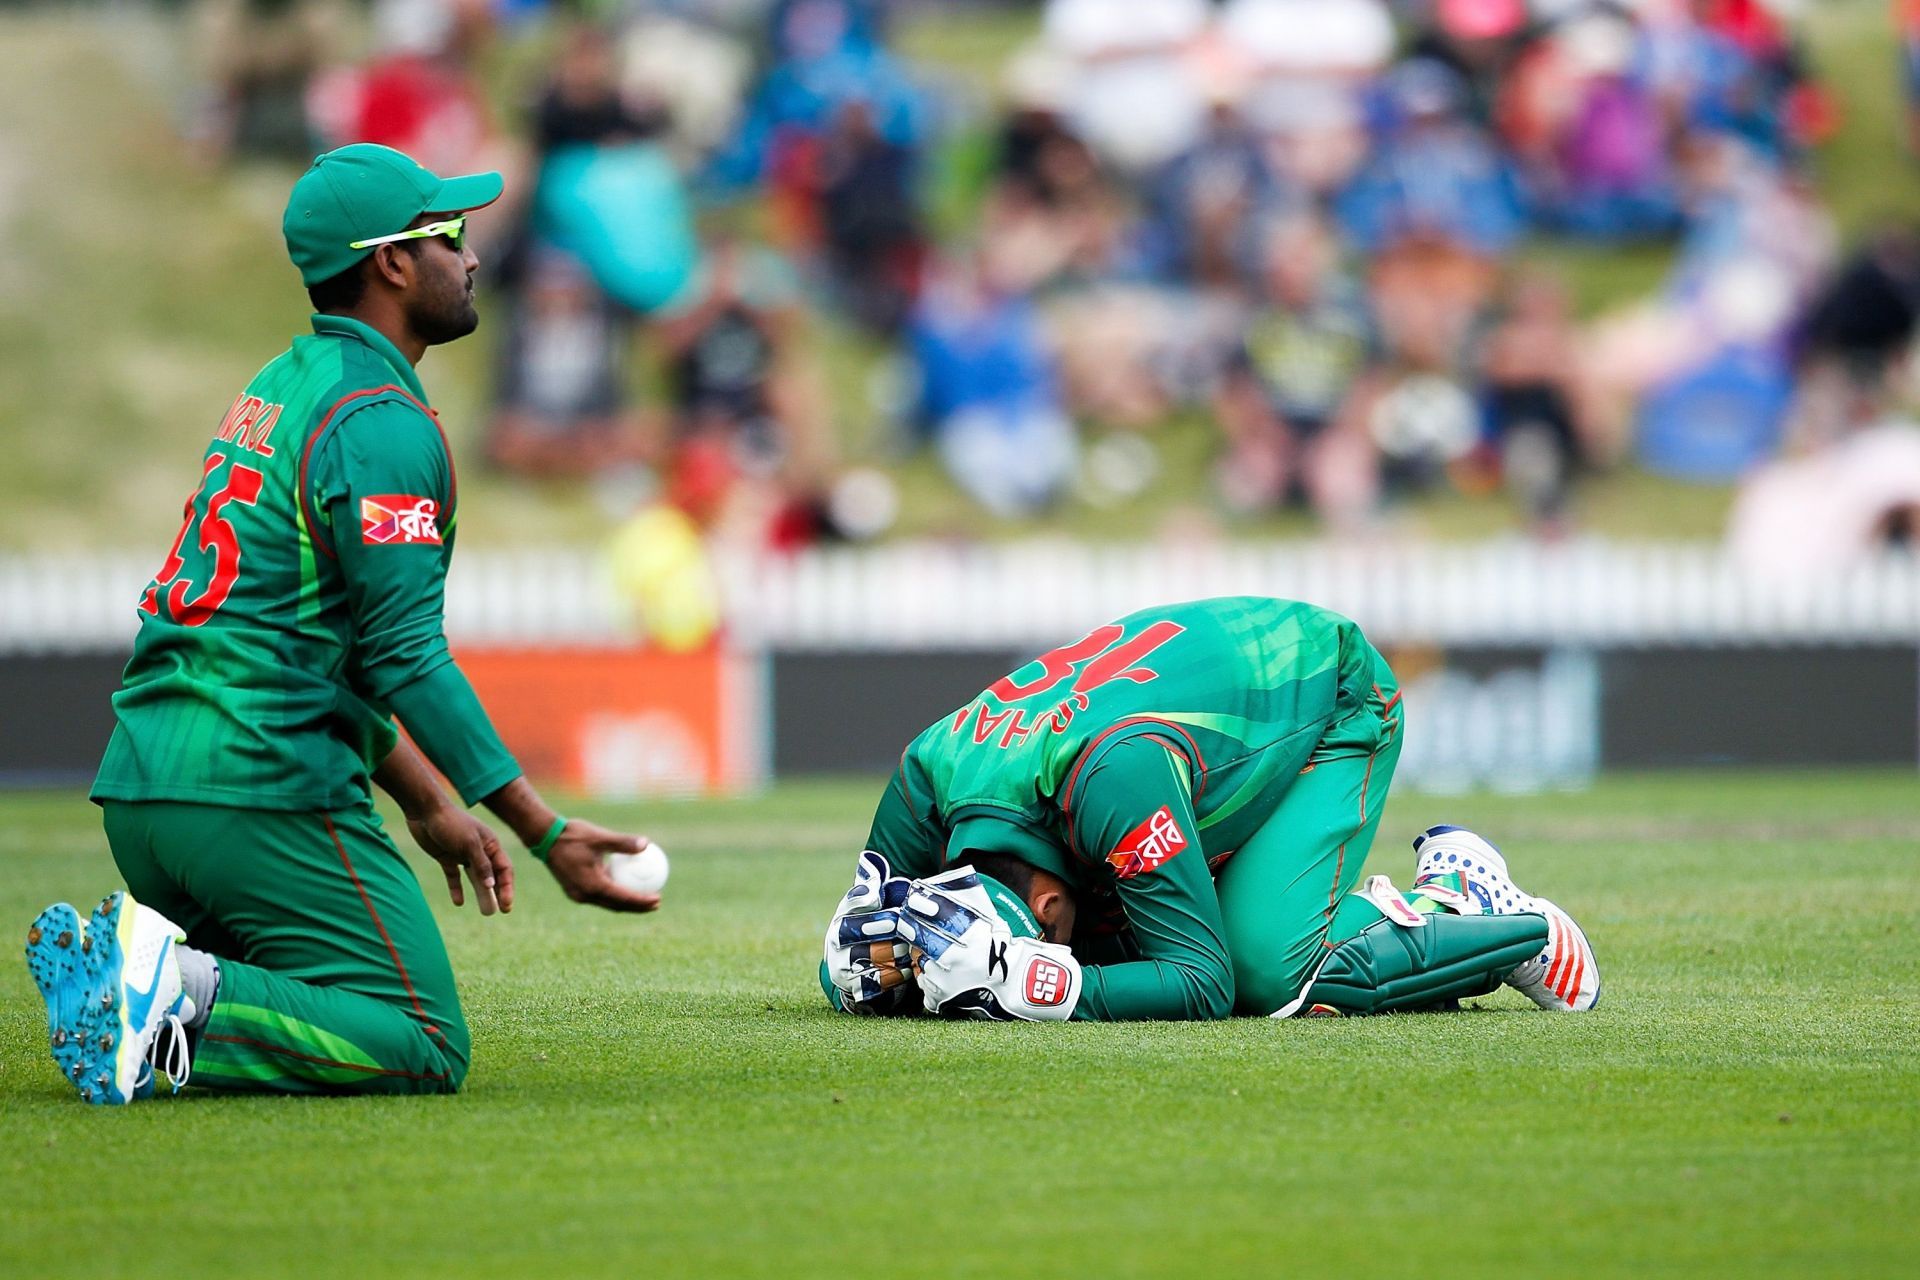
left=138, top=454, right=264, bottom=627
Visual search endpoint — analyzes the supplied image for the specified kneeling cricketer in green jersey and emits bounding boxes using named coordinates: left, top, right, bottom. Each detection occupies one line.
left=822, top=597, right=1601, bottom=1021
left=24, top=145, right=661, bottom=1106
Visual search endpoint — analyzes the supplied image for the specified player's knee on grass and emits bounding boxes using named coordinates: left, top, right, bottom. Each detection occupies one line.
left=430, top=1013, right=472, bottom=1093
left=1227, top=925, right=1331, bottom=1016
left=1232, top=956, right=1313, bottom=1018
left=353, top=1020, right=467, bottom=1096
left=321, top=969, right=470, bottom=1094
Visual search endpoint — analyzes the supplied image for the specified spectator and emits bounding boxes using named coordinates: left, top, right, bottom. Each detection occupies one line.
left=1365, top=369, right=1485, bottom=498
left=995, top=45, right=1084, bottom=200
left=1649, top=0, right=1829, bottom=159
left=1244, top=82, right=1372, bottom=203
left=1729, top=419, right=1920, bottom=577
left=1043, top=0, right=1210, bottom=173
left=1903, top=0, right=1920, bottom=158
left=1478, top=270, right=1593, bottom=526
left=1338, top=58, right=1528, bottom=260
left=654, top=239, right=839, bottom=550
left=1498, top=9, right=1683, bottom=241
left=1407, top=0, right=1531, bottom=125
left=713, top=0, right=927, bottom=194
left=486, top=246, right=649, bottom=477
left=1788, top=227, right=1920, bottom=445
left=528, top=26, right=701, bottom=315
left=1049, top=285, right=1205, bottom=428
left=1224, top=0, right=1391, bottom=198
left=1797, top=227, right=1920, bottom=382
left=533, top=22, right=666, bottom=152
left=817, top=99, right=927, bottom=334
left=658, top=239, right=825, bottom=482
left=1583, top=134, right=1833, bottom=449
left=608, top=499, right=723, bottom=653
left=1140, top=94, right=1285, bottom=288
left=657, top=431, right=844, bottom=553
left=907, top=249, right=1079, bottom=517
left=192, top=0, right=339, bottom=162
left=981, top=68, right=1126, bottom=296
left=1345, top=61, right=1520, bottom=391
left=1211, top=213, right=1380, bottom=521
left=308, top=0, right=499, bottom=178
left=766, top=0, right=889, bottom=62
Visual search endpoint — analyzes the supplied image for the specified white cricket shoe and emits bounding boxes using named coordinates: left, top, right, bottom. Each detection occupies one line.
left=1499, top=901, right=1601, bottom=1013
left=25, top=890, right=193, bottom=1103
left=1412, top=826, right=1601, bottom=1012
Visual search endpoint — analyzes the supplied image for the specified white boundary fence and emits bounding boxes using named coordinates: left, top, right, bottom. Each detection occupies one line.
left=3, top=540, right=1919, bottom=652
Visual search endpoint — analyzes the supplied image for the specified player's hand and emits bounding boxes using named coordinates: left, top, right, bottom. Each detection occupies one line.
left=409, top=806, right=515, bottom=916
left=898, top=869, right=1082, bottom=1021
left=823, top=851, right=919, bottom=1016
left=546, top=820, right=661, bottom=914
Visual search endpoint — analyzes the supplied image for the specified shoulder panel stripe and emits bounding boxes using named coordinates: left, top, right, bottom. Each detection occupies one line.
left=1061, top=716, right=1209, bottom=821
left=896, top=748, right=921, bottom=821
left=1059, top=717, right=1209, bottom=864
left=297, top=383, right=442, bottom=560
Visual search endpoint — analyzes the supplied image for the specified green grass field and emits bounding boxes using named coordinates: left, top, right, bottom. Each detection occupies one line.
left=1, top=771, right=1916, bottom=1278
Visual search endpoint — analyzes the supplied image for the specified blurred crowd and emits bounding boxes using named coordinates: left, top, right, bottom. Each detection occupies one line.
left=184, top=0, right=1920, bottom=567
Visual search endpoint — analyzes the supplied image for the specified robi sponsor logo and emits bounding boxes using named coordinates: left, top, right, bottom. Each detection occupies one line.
left=1024, top=957, right=1070, bottom=1007
left=361, top=495, right=442, bottom=546
left=1106, top=805, right=1188, bottom=880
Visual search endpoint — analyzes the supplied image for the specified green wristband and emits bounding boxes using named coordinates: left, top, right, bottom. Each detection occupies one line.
left=530, top=816, right=568, bottom=865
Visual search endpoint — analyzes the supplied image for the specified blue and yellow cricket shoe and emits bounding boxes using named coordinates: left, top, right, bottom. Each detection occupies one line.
left=25, top=902, right=92, bottom=1092
left=24, top=891, right=192, bottom=1103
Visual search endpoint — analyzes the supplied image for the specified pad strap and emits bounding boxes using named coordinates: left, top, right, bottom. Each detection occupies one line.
left=1358, top=874, right=1425, bottom=926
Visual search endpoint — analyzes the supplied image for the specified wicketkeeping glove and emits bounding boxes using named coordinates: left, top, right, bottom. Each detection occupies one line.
left=823, top=851, right=921, bottom=1016
left=897, top=868, right=1082, bottom=1021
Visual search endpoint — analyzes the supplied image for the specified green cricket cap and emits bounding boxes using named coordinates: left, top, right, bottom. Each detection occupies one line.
left=972, top=874, right=1041, bottom=940
left=282, top=143, right=503, bottom=286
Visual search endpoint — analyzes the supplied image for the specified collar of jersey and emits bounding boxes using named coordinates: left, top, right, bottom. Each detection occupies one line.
left=308, top=314, right=428, bottom=403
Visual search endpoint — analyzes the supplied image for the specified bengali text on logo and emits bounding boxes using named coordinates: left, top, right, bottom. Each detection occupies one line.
left=1106, top=805, right=1188, bottom=880
left=360, top=495, right=442, bottom=546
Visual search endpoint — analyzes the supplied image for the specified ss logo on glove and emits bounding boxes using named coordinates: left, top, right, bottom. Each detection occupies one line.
left=1025, top=957, right=1071, bottom=1007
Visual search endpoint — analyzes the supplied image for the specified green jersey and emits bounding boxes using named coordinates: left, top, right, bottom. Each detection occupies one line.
left=92, top=315, right=519, bottom=812
left=864, top=596, right=1392, bottom=1020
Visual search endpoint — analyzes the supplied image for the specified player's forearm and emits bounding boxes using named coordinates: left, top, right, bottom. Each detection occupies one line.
left=372, top=737, right=458, bottom=820
left=480, top=776, right=562, bottom=849
left=385, top=662, right=523, bottom=807
left=1077, top=899, right=1238, bottom=1020
left=863, top=766, right=945, bottom=878
left=1072, top=958, right=1234, bottom=1021
left=1062, top=743, right=1235, bottom=1018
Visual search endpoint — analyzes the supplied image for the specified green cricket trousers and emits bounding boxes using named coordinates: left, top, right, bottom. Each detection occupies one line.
left=101, top=800, right=468, bottom=1094
left=1213, top=650, right=1406, bottom=1016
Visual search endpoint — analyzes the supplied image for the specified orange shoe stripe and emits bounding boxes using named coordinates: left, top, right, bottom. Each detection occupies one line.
left=1559, top=936, right=1587, bottom=1004
left=1543, top=916, right=1569, bottom=992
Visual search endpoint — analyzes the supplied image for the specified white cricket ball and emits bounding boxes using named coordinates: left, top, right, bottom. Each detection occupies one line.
left=606, top=844, right=670, bottom=895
